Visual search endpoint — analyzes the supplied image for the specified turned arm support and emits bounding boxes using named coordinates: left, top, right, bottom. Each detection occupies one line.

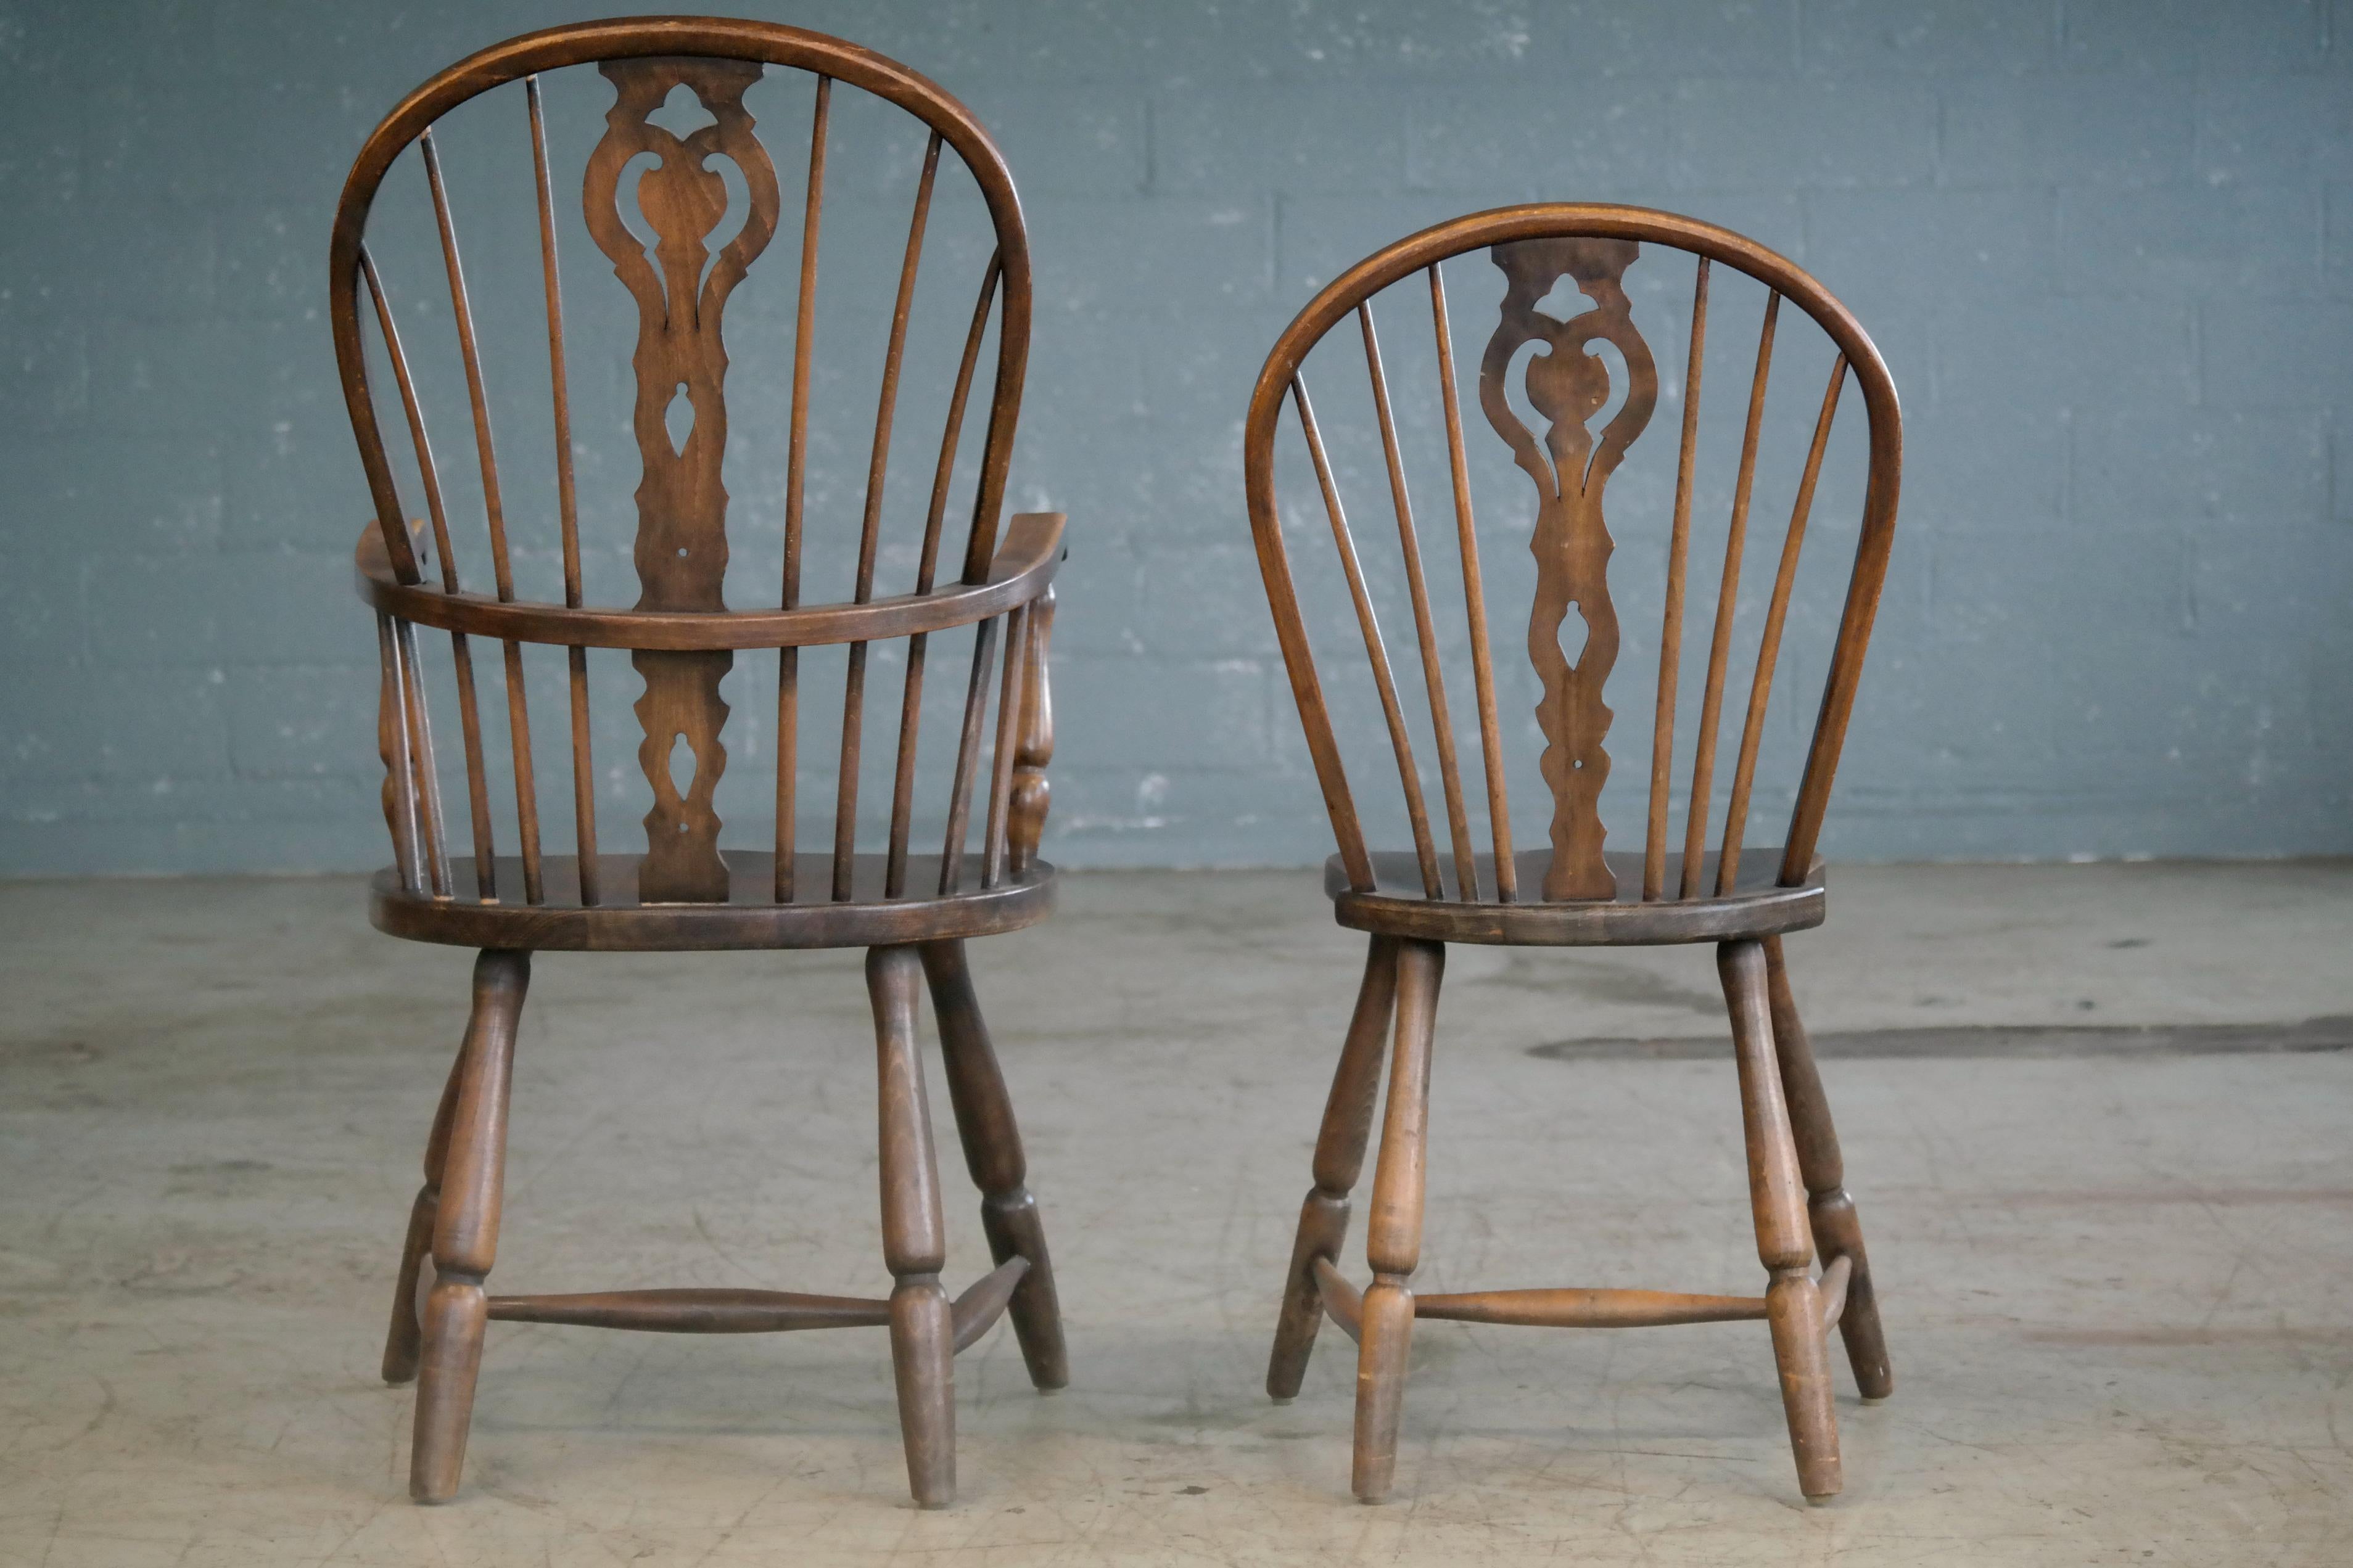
left=1008, top=582, right=1057, bottom=874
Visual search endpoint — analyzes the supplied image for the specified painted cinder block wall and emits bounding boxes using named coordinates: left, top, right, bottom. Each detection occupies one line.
left=1, top=0, right=2347, bottom=874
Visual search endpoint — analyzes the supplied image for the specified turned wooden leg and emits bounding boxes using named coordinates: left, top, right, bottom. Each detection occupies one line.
left=1354, top=938, right=1443, bottom=1504
left=871, top=945, right=956, bottom=1508
left=920, top=938, right=1068, bottom=1392
left=1267, top=934, right=1401, bottom=1402
left=410, top=948, right=529, bottom=1503
left=1764, top=936, right=1894, bottom=1401
left=383, top=1040, right=467, bottom=1385
left=1720, top=939, right=1839, bottom=1501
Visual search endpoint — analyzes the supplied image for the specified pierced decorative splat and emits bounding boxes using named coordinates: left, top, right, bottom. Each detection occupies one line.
left=1478, top=238, right=1656, bottom=901
left=582, top=57, right=781, bottom=901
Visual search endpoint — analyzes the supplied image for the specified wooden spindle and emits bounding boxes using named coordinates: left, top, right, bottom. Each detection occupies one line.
left=1679, top=291, right=1779, bottom=899
left=979, top=605, right=1030, bottom=890
left=1293, top=372, right=1442, bottom=898
left=358, top=248, right=458, bottom=593
left=1647, top=258, right=1710, bottom=901
left=937, top=617, right=1001, bottom=895
left=887, top=256, right=1002, bottom=898
left=1781, top=421, right=1902, bottom=887
left=377, top=612, right=424, bottom=893
left=776, top=75, right=831, bottom=903
left=1718, top=356, right=1846, bottom=895
left=395, top=618, right=450, bottom=898
left=528, top=76, right=598, bottom=906
left=834, top=134, right=941, bottom=901
left=424, top=128, right=542, bottom=904
left=1360, top=301, right=1477, bottom=901
left=360, top=244, right=497, bottom=898
left=1428, top=263, right=1514, bottom=902
left=955, top=263, right=1026, bottom=586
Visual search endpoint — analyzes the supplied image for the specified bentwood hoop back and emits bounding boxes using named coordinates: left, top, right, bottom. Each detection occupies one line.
left=1245, top=205, right=1902, bottom=1502
left=331, top=17, right=1066, bottom=1508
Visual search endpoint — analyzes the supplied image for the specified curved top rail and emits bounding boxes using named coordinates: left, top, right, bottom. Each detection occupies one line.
left=329, top=15, right=1033, bottom=586
left=1243, top=204, right=1897, bottom=473
left=356, top=512, right=1064, bottom=651
left=1240, top=203, right=1903, bottom=893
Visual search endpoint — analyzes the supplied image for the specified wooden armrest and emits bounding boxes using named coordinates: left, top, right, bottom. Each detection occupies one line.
left=353, top=511, right=1065, bottom=650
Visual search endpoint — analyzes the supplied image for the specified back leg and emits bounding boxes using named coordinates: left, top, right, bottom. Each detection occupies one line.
left=920, top=938, right=1068, bottom=1392
left=1266, top=935, right=1401, bottom=1402
left=1763, top=935, right=1894, bottom=1400
left=382, top=1040, right=466, bottom=1384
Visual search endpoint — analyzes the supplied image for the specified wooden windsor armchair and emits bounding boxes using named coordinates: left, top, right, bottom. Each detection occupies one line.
left=331, top=18, right=1066, bottom=1508
left=1246, top=206, right=1902, bottom=1503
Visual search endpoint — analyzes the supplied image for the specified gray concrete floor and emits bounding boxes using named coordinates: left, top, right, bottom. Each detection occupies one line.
left=4, top=863, right=2352, bottom=1565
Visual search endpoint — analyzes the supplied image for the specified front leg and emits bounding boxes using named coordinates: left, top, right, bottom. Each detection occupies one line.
left=411, top=948, right=530, bottom=1503
left=1354, top=938, right=1443, bottom=1504
left=870, top=945, right=957, bottom=1508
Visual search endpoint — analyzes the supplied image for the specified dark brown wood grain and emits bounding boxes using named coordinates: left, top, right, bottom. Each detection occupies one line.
left=1246, top=205, right=1900, bottom=1506
left=332, top=19, right=1064, bottom=1512
left=1480, top=237, right=1655, bottom=901
left=583, top=56, right=780, bottom=902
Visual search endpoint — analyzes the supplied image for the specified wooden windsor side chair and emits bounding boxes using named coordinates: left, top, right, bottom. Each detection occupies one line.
left=330, top=18, right=1067, bottom=1508
left=1245, top=205, right=1903, bottom=1503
